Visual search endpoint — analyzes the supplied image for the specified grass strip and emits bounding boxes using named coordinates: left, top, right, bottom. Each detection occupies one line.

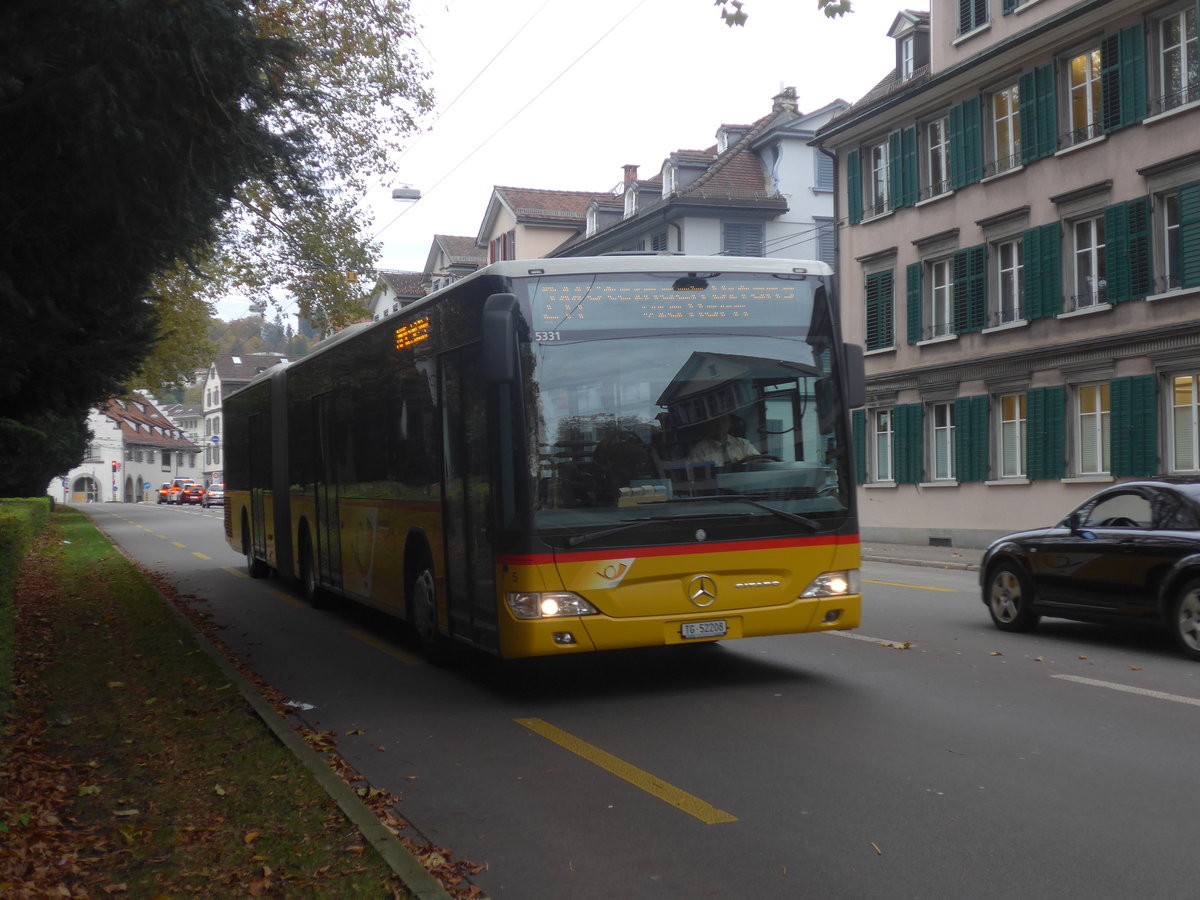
left=1, top=509, right=418, bottom=897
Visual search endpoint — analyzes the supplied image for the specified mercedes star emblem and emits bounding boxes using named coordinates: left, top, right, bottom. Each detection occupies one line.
left=688, top=574, right=718, bottom=608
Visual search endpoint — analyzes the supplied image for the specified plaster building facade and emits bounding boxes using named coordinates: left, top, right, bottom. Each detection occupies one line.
left=818, top=0, right=1200, bottom=548
left=200, top=353, right=288, bottom=486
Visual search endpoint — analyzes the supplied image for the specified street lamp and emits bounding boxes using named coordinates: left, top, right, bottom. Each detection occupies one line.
left=391, top=186, right=421, bottom=202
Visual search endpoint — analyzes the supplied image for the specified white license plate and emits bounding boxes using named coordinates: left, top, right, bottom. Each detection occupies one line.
left=681, top=620, right=727, bottom=640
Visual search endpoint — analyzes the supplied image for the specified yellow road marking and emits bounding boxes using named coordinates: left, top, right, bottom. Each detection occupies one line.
left=171, top=542, right=187, bottom=549
left=515, top=718, right=737, bottom=825
left=223, top=567, right=248, bottom=578
left=864, top=579, right=959, bottom=593
left=268, top=589, right=306, bottom=609
left=193, top=552, right=211, bottom=561
left=346, top=629, right=421, bottom=666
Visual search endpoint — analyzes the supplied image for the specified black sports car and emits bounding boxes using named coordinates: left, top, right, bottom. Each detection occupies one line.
left=980, top=479, right=1200, bottom=660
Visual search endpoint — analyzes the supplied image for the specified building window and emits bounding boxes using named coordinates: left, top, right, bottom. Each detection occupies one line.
left=1075, top=384, right=1111, bottom=475
left=1172, top=373, right=1200, bottom=471
left=651, top=231, right=668, bottom=252
left=815, top=218, right=836, bottom=267
left=872, top=409, right=894, bottom=482
left=900, top=35, right=915, bottom=80
left=928, top=259, right=954, bottom=338
left=815, top=152, right=834, bottom=192
left=930, top=402, right=956, bottom=481
left=990, top=83, right=1021, bottom=175
left=999, top=393, right=1027, bottom=478
left=1158, top=8, right=1198, bottom=113
left=995, top=237, right=1024, bottom=325
left=867, top=141, right=890, bottom=218
left=722, top=222, right=764, bottom=256
left=1164, top=190, right=1182, bottom=291
left=1067, top=48, right=1103, bottom=145
left=865, top=270, right=895, bottom=351
left=1071, top=216, right=1106, bottom=310
left=489, top=229, right=516, bottom=263
left=925, top=116, right=950, bottom=199
left=957, top=0, right=987, bottom=35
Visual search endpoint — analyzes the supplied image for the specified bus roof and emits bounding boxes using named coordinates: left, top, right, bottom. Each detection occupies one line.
left=477, top=255, right=832, bottom=280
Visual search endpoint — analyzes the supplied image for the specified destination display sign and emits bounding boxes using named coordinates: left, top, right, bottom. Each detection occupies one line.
left=394, top=316, right=431, bottom=351
left=526, top=275, right=814, bottom=340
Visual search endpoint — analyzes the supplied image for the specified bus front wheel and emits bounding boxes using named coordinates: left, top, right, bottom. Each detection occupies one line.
left=299, top=532, right=330, bottom=610
left=410, top=568, right=450, bottom=665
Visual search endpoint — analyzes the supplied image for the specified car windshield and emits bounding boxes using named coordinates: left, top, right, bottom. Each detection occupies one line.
left=517, top=271, right=852, bottom=548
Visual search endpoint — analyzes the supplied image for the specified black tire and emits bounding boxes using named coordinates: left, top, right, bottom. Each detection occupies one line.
left=409, top=567, right=451, bottom=665
left=1171, top=578, right=1200, bottom=661
left=985, top=561, right=1040, bottom=632
left=298, top=532, right=330, bottom=609
left=243, top=524, right=269, bottom=579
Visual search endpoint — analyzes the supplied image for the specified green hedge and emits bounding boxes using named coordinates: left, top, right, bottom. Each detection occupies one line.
left=0, top=497, right=53, bottom=718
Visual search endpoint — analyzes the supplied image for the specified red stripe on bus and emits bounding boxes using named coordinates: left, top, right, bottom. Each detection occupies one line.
left=496, top=534, right=859, bottom=567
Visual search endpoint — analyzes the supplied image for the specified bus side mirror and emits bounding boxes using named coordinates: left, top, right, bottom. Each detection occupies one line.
left=482, top=293, right=520, bottom=383
left=843, top=343, right=865, bottom=409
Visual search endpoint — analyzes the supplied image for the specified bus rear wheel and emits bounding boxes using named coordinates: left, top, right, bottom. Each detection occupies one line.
left=243, top=517, right=269, bottom=579
left=410, top=568, right=450, bottom=665
left=299, top=533, right=330, bottom=610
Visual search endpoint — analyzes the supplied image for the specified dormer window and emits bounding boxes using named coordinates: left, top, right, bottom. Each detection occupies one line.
left=663, top=165, right=676, bottom=196
left=624, top=188, right=636, bottom=219
left=586, top=206, right=598, bottom=236
left=900, top=34, right=915, bottom=80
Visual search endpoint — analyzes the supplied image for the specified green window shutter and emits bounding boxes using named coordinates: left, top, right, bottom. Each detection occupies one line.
left=906, top=262, right=923, bottom=345
left=852, top=408, right=867, bottom=484
left=892, top=403, right=924, bottom=484
left=1002, top=0, right=1017, bottom=12
left=865, top=270, right=895, bottom=351
left=952, top=244, right=987, bottom=333
left=1180, top=181, right=1200, bottom=289
left=847, top=148, right=863, bottom=225
left=1022, top=223, right=1062, bottom=319
left=1104, top=197, right=1154, bottom=303
left=1026, top=386, right=1065, bottom=480
left=723, top=222, right=764, bottom=257
left=954, top=395, right=990, bottom=482
left=949, top=97, right=983, bottom=189
left=1111, top=375, right=1159, bottom=477
left=1019, top=63, right=1057, bottom=163
left=1102, top=24, right=1147, bottom=133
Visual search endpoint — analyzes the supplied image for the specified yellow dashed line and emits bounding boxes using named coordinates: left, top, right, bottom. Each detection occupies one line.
left=864, top=579, right=959, bottom=593
left=268, top=589, right=306, bottom=609
left=192, top=552, right=211, bottom=561
left=223, top=567, right=248, bottom=579
left=516, top=717, right=737, bottom=825
left=345, top=629, right=421, bottom=666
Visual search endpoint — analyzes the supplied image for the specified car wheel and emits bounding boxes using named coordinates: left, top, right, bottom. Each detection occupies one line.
left=985, top=562, right=1040, bottom=632
left=1171, top=578, right=1200, bottom=661
left=410, top=567, right=451, bottom=665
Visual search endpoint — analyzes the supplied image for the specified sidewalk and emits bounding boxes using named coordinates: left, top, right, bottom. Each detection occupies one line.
left=860, top=540, right=981, bottom=572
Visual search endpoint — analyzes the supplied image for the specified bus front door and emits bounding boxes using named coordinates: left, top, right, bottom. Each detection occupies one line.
left=314, top=394, right=343, bottom=593
left=441, top=348, right=499, bottom=653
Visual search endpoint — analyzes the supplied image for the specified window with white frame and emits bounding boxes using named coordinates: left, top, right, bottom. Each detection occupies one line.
left=929, top=402, right=956, bottom=481
left=1171, top=373, right=1200, bottom=471
left=1159, top=6, right=1199, bottom=113
left=1067, top=47, right=1103, bottom=145
left=957, top=0, right=986, bottom=35
left=928, top=258, right=954, bottom=338
left=1075, top=383, right=1111, bottom=475
left=872, top=408, right=894, bottom=482
left=990, top=84, right=1021, bottom=175
left=1162, top=189, right=1183, bottom=292
left=900, top=35, right=915, bottom=80
left=995, top=237, right=1023, bottom=325
left=999, top=393, right=1026, bottom=478
left=925, top=116, right=950, bottom=199
left=868, top=140, right=889, bottom=217
left=1071, top=216, right=1106, bottom=309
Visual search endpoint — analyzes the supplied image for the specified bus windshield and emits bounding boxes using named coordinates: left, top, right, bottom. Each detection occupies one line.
left=518, top=270, right=851, bottom=549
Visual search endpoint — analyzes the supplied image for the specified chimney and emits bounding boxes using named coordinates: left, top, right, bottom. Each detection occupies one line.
left=772, top=86, right=799, bottom=114
left=623, top=164, right=639, bottom=184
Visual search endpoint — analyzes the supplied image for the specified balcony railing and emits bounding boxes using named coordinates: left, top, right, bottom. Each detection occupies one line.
left=1149, top=81, right=1200, bottom=116
left=1065, top=286, right=1107, bottom=312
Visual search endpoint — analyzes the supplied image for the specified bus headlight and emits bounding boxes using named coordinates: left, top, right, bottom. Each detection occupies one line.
left=506, top=591, right=599, bottom=620
left=800, top=570, right=860, bottom=598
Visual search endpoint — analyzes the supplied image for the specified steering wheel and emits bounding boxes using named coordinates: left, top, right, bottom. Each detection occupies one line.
left=1100, top=516, right=1139, bottom=528
left=732, top=454, right=782, bottom=469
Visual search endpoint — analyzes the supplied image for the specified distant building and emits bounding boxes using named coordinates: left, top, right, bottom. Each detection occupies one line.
left=53, top=393, right=200, bottom=503
left=367, top=270, right=426, bottom=321
left=422, top=235, right=486, bottom=292
left=201, top=354, right=288, bottom=485
left=476, top=186, right=613, bottom=263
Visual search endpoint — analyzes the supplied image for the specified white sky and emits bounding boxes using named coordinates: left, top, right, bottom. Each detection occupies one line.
left=217, top=0, right=902, bottom=320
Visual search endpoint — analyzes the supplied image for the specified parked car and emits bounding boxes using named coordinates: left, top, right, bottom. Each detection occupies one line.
left=178, top=483, right=205, bottom=505
left=202, top=483, right=225, bottom=508
left=980, top=478, right=1200, bottom=660
left=156, top=483, right=171, bottom=504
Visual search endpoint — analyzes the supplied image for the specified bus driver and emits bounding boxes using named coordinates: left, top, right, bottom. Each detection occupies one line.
left=687, top=414, right=760, bottom=467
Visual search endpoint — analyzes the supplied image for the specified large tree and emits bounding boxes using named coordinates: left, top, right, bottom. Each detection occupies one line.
left=0, top=0, right=430, bottom=495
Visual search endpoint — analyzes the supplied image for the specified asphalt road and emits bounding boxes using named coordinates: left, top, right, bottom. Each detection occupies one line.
left=80, top=502, right=1200, bottom=899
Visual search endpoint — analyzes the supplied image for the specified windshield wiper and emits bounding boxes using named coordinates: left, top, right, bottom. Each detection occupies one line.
left=564, top=513, right=746, bottom=548
left=658, top=496, right=820, bottom=532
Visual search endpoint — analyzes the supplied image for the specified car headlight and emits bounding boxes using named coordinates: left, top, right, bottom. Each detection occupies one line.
left=506, top=591, right=599, bottom=620
left=800, top=570, right=860, bottom=598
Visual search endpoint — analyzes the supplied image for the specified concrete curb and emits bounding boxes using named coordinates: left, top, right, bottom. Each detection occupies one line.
left=861, top=552, right=978, bottom=572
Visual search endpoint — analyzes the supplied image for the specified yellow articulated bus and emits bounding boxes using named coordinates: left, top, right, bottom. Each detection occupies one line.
left=224, top=256, right=865, bottom=661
